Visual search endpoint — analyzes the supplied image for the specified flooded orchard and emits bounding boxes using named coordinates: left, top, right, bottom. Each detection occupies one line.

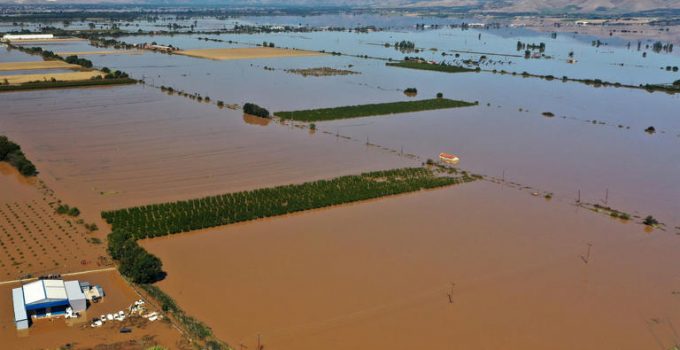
left=1, top=11, right=679, bottom=350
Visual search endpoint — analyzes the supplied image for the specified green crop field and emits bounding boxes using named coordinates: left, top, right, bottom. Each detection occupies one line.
left=275, top=98, right=476, bottom=122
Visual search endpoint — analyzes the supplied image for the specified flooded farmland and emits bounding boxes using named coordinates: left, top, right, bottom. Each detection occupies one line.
left=2, top=9, right=680, bottom=350
left=143, top=181, right=680, bottom=350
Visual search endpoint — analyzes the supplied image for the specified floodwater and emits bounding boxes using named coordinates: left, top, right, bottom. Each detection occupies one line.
left=144, top=180, right=680, bottom=350
left=1, top=14, right=680, bottom=350
left=0, top=85, right=413, bottom=212
left=38, top=30, right=679, bottom=227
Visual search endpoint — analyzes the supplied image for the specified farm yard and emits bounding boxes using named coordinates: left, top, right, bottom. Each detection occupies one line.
left=0, top=269, right=186, bottom=350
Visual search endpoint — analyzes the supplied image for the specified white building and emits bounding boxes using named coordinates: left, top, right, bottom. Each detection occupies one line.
left=2, top=34, right=54, bottom=42
left=12, top=279, right=88, bottom=329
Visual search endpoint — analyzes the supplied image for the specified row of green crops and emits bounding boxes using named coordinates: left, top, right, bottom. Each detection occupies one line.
left=0, top=78, right=136, bottom=93
left=274, top=98, right=477, bottom=122
left=386, top=61, right=477, bottom=74
left=103, top=167, right=478, bottom=239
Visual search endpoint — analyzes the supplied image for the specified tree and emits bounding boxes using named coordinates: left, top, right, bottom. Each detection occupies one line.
left=115, top=238, right=164, bottom=283
left=0, top=136, right=20, bottom=160
left=243, top=103, right=270, bottom=118
left=643, top=215, right=658, bottom=226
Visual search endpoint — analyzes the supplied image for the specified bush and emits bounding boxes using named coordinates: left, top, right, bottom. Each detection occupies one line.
left=643, top=215, right=659, bottom=226
left=56, top=204, right=80, bottom=217
left=436, top=92, right=443, bottom=98
left=243, top=103, right=270, bottom=118
left=64, top=55, right=93, bottom=68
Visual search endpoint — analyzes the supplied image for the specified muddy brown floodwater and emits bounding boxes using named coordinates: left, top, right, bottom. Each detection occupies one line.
left=143, top=181, right=680, bottom=350
left=0, top=85, right=414, bottom=213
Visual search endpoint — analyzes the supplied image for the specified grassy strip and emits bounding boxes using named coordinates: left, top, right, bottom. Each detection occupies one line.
left=0, top=78, right=136, bottom=92
left=275, top=98, right=477, bottom=122
left=386, top=61, right=476, bottom=74
left=140, top=284, right=228, bottom=350
left=642, top=84, right=680, bottom=93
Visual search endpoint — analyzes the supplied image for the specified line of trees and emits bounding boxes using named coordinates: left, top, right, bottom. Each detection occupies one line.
left=275, top=98, right=477, bottom=122
left=64, top=54, right=94, bottom=68
left=103, top=168, right=474, bottom=240
left=102, top=166, right=477, bottom=349
left=0, top=78, right=136, bottom=92
left=0, top=136, right=37, bottom=176
left=387, top=59, right=477, bottom=74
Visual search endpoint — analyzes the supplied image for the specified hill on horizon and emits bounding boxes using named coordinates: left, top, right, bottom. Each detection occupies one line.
left=1, top=0, right=679, bottom=14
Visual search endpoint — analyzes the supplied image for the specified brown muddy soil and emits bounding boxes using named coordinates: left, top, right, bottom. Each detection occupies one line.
left=0, top=164, right=108, bottom=280
left=144, top=180, right=680, bottom=350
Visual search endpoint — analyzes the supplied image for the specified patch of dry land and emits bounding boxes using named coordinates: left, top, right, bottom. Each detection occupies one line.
left=0, top=270, right=186, bottom=350
left=55, top=50, right=143, bottom=56
left=177, top=47, right=324, bottom=60
left=0, top=163, right=109, bottom=280
left=9, top=37, right=85, bottom=43
left=0, top=60, right=81, bottom=71
left=0, top=71, right=104, bottom=84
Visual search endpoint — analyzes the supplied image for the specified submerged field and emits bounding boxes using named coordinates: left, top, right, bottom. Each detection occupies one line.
left=144, top=180, right=680, bottom=350
left=1, top=11, right=679, bottom=350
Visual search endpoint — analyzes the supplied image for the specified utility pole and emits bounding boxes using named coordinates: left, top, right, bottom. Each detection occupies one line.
left=604, top=188, right=609, bottom=205
left=580, top=243, right=592, bottom=264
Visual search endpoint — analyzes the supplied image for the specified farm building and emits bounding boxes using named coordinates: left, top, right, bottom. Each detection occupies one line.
left=12, top=279, right=87, bottom=329
left=1, top=34, right=54, bottom=41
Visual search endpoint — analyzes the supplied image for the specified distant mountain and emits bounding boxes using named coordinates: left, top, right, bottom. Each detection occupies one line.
left=1, top=0, right=679, bottom=14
